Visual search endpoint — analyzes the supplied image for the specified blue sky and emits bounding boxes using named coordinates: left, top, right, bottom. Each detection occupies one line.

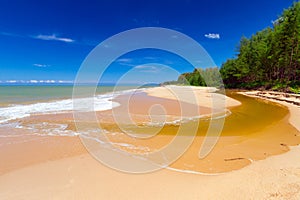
left=0, top=0, right=296, bottom=84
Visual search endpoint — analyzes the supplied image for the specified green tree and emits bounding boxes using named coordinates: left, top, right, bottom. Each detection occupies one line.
left=220, top=1, right=300, bottom=92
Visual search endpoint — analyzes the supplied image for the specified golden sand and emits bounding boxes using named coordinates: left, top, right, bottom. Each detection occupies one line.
left=1, top=87, right=299, bottom=175
left=1, top=87, right=300, bottom=199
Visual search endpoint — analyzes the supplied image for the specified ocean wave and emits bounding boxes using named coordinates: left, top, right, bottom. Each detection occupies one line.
left=0, top=88, right=144, bottom=124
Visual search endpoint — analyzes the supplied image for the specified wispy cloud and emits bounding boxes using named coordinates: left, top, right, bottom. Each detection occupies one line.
left=204, top=33, right=220, bottom=39
left=1, top=80, right=73, bottom=84
left=114, top=58, right=137, bottom=67
left=115, top=58, right=133, bottom=63
left=134, top=65, right=155, bottom=69
left=33, top=63, right=50, bottom=68
left=0, top=32, right=23, bottom=38
left=134, top=65, right=162, bottom=73
left=143, top=56, right=159, bottom=60
left=33, top=34, right=75, bottom=43
left=5, top=80, right=17, bottom=83
left=0, top=31, right=75, bottom=43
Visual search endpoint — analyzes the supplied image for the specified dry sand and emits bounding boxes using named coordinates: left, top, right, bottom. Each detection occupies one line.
left=146, top=85, right=241, bottom=108
left=1, top=88, right=300, bottom=199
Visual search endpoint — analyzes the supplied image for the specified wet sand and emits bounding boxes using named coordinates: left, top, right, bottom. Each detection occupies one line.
left=0, top=87, right=300, bottom=199
left=0, top=135, right=86, bottom=175
left=1, top=88, right=299, bottom=174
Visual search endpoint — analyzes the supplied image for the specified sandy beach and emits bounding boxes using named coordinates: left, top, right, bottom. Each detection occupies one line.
left=146, top=85, right=241, bottom=108
left=0, top=87, right=300, bottom=199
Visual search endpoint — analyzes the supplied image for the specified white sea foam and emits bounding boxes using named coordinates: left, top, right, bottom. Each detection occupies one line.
left=15, top=122, right=80, bottom=137
left=0, top=89, right=144, bottom=124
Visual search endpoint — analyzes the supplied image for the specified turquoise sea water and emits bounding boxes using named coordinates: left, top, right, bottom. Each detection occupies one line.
left=0, top=85, right=142, bottom=124
left=0, top=85, right=138, bottom=105
left=0, top=86, right=294, bottom=175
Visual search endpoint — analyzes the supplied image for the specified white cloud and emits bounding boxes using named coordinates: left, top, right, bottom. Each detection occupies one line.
left=43, top=80, right=55, bottom=83
left=134, top=65, right=157, bottom=70
left=204, top=33, right=220, bottom=39
left=1, top=31, right=78, bottom=44
left=58, top=80, right=73, bottom=83
left=29, top=80, right=38, bottom=83
left=116, top=58, right=133, bottom=63
left=115, top=58, right=137, bottom=67
left=134, top=65, right=162, bottom=73
left=37, top=80, right=55, bottom=83
left=1, top=80, right=73, bottom=84
left=134, top=65, right=146, bottom=69
left=33, top=63, right=50, bottom=68
left=6, top=80, right=17, bottom=83
left=34, top=34, right=75, bottom=43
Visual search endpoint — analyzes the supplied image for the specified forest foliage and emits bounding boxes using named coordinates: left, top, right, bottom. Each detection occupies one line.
left=220, top=1, right=300, bottom=92
left=169, top=2, right=300, bottom=93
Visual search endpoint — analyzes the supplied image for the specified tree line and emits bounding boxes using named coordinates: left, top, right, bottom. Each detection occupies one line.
left=162, top=67, right=222, bottom=87
left=220, top=1, right=300, bottom=92
left=166, top=2, right=300, bottom=93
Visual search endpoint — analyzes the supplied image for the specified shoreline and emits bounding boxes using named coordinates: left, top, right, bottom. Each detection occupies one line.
left=1, top=87, right=300, bottom=199
left=1, top=87, right=299, bottom=174
left=239, top=90, right=300, bottom=131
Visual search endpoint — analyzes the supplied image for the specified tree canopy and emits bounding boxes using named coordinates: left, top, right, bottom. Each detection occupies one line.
left=164, top=2, right=300, bottom=93
left=220, top=1, right=300, bottom=92
left=163, top=67, right=222, bottom=87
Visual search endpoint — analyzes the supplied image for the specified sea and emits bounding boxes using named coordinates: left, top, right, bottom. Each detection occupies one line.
left=0, top=85, right=293, bottom=174
left=0, top=85, right=141, bottom=124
